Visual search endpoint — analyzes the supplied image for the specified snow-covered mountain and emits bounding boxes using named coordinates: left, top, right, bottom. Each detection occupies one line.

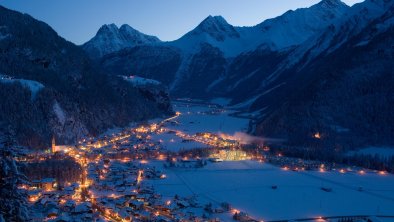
left=241, top=0, right=349, bottom=51
left=82, top=24, right=161, bottom=59
left=168, top=15, right=244, bottom=57
left=0, top=6, right=172, bottom=148
left=280, top=0, right=394, bottom=71
left=97, top=0, right=394, bottom=150
left=84, top=0, right=348, bottom=59
left=167, top=0, right=349, bottom=57
left=251, top=0, right=394, bottom=148
left=96, top=0, right=351, bottom=96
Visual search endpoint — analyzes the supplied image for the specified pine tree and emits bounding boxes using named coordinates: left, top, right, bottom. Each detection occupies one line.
left=0, top=125, right=29, bottom=221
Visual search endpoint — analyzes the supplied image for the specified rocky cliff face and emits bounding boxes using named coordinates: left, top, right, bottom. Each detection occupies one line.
left=0, top=6, right=172, bottom=149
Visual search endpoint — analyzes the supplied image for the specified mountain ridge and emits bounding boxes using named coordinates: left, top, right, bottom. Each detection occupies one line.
left=82, top=23, right=161, bottom=59
left=0, top=5, right=172, bottom=148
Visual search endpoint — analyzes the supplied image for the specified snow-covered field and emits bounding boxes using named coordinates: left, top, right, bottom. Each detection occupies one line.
left=152, top=102, right=249, bottom=151
left=150, top=133, right=208, bottom=152
left=167, top=102, right=249, bottom=135
left=149, top=161, right=394, bottom=221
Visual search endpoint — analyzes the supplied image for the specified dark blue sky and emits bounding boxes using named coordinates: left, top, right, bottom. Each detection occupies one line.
left=0, top=0, right=362, bottom=45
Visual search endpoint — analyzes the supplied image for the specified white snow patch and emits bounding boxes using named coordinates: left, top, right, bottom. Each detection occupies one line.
left=121, top=75, right=160, bottom=86
left=53, top=102, right=66, bottom=125
left=229, top=95, right=260, bottom=110
left=0, top=75, right=44, bottom=99
left=229, top=68, right=260, bottom=91
left=170, top=102, right=249, bottom=135
left=206, top=75, right=225, bottom=92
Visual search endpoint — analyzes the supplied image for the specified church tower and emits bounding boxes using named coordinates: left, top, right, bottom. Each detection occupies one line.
left=51, top=136, right=56, bottom=153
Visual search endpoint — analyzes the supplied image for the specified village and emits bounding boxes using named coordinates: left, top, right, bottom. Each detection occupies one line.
left=15, top=102, right=393, bottom=222
left=17, top=110, right=256, bottom=222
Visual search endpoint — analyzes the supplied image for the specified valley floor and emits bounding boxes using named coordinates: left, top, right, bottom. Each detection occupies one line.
left=149, top=160, right=394, bottom=221
left=21, top=100, right=394, bottom=221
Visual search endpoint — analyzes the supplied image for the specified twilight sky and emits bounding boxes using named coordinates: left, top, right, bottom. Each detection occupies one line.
left=0, top=0, right=363, bottom=45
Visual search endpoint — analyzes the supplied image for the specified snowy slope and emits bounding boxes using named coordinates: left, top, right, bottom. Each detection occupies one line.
left=239, top=0, right=349, bottom=52
left=0, top=74, right=44, bottom=99
left=281, top=0, right=394, bottom=71
left=167, top=16, right=247, bottom=57
left=82, top=24, right=161, bottom=59
left=121, top=75, right=161, bottom=86
left=87, top=0, right=349, bottom=59
left=167, top=0, right=348, bottom=57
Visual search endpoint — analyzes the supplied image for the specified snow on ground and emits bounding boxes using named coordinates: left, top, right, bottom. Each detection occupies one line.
left=228, top=94, right=260, bottom=110
left=168, top=103, right=249, bottom=135
left=349, top=147, right=394, bottom=158
left=149, top=161, right=394, bottom=221
left=150, top=133, right=208, bottom=152
left=121, top=75, right=161, bottom=86
left=210, top=98, right=232, bottom=107
left=53, top=101, right=66, bottom=125
left=0, top=75, right=44, bottom=99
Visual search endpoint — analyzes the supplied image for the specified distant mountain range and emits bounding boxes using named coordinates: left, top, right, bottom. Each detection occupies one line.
left=0, top=6, right=172, bottom=148
left=83, top=0, right=394, bottom=150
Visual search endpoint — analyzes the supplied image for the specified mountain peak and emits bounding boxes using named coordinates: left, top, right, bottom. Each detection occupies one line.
left=202, top=15, right=228, bottom=25
left=82, top=23, right=160, bottom=59
left=318, top=0, right=348, bottom=8
left=189, top=15, right=240, bottom=41
left=197, top=15, right=231, bottom=30
left=97, top=23, right=118, bottom=33
left=119, top=24, right=137, bottom=33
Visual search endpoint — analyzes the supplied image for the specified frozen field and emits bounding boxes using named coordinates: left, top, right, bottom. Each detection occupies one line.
left=167, top=102, right=249, bottom=135
left=150, top=133, right=208, bottom=152
left=149, top=161, right=394, bottom=221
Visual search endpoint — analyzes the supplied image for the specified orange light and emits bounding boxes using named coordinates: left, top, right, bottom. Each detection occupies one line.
left=359, top=170, right=365, bottom=175
left=157, top=154, right=166, bottom=160
left=231, top=208, right=240, bottom=214
left=339, top=169, right=345, bottom=173
left=379, top=171, right=387, bottom=175
left=137, top=170, right=144, bottom=184
left=314, top=132, right=321, bottom=139
left=29, top=196, right=38, bottom=203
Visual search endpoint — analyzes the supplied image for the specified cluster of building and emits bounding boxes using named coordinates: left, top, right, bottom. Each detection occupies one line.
left=174, top=132, right=239, bottom=148
left=20, top=117, right=239, bottom=221
left=24, top=178, right=97, bottom=221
